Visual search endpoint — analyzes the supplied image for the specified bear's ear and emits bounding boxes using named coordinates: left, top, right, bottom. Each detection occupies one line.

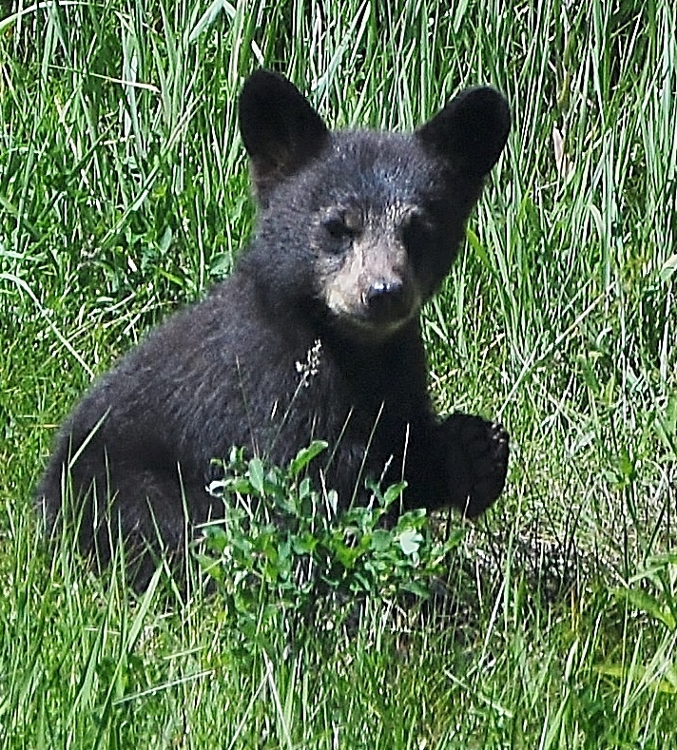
left=416, top=86, right=510, bottom=176
left=239, top=70, right=329, bottom=201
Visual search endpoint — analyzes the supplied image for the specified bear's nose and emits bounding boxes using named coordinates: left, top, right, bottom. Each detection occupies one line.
left=365, top=279, right=407, bottom=320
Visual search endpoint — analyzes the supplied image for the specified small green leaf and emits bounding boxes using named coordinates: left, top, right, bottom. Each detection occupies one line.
left=288, top=440, right=328, bottom=477
left=248, top=457, right=265, bottom=495
left=194, top=553, right=225, bottom=582
left=382, top=481, right=407, bottom=508
left=292, top=532, right=317, bottom=555
left=398, top=529, right=423, bottom=557
left=157, top=226, right=172, bottom=254
left=370, top=529, right=392, bottom=553
left=335, top=543, right=362, bottom=570
left=443, top=527, right=466, bottom=550
left=203, top=525, right=228, bottom=554
left=227, top=477, right=253, bottom=495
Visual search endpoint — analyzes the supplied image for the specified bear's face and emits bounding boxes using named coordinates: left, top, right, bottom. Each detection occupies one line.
left=238, top=71, right=510, bottom=341
left=311, top=188, right=425, bottom=339
left=304, top=132, right=460, bottom=339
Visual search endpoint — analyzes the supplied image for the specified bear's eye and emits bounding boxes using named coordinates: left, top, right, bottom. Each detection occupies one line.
left=322, top=216, right=353, bottom=245
left=401, top=212, right=434, bottom=252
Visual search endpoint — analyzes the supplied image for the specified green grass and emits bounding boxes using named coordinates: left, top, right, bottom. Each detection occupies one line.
left=1, top=0, right=677, bottom=746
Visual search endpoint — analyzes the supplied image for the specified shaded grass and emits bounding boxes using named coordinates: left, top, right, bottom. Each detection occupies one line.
left=1, top=0, right=677, bottom=746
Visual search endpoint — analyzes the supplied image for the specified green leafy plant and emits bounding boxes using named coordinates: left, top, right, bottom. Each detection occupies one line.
left=197, top=441, right=464, bottom=635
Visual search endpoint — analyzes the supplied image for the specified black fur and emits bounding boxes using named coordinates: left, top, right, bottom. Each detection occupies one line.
left=37, top=70, right=511, bottom=582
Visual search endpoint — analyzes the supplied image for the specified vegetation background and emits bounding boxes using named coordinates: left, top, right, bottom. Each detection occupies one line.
left=1, top=0, right=676, bottom=746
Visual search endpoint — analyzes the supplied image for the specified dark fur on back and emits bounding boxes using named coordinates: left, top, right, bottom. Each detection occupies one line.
left=37, top=70, right=511, bottom=583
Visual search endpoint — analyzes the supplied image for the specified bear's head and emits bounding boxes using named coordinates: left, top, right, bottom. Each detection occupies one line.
left=238, top=70, right=510, bottom=342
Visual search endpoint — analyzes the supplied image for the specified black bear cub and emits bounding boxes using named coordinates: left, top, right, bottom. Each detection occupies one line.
left=37, top=70, right=511, bottom=582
